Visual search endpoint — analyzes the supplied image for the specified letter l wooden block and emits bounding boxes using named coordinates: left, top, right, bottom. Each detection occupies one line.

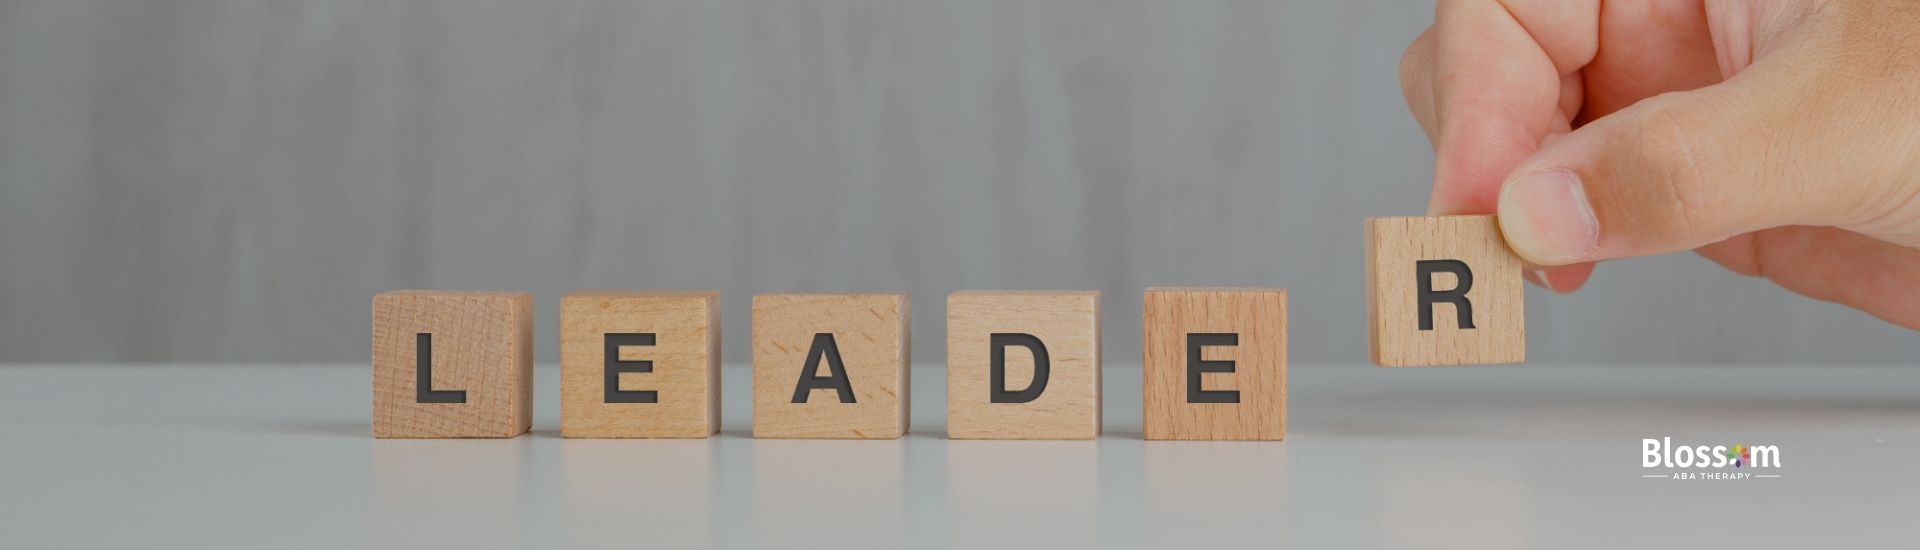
left=1365, top=215, right=1525, bottom=366
left=561, top=290, right=720, bottom=438
left=947, top=290, right=1101, bottom=440
left=372, top=290, right=533, bottom=438
left=752, top=293, right=910, bottom=439
left=1142, top=288, right=1287, bottom=441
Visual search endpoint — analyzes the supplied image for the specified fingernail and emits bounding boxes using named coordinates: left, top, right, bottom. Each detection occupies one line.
left=1499, top=169, right=1599, bottom=263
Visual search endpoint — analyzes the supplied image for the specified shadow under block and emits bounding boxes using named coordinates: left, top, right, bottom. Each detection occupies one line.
left=1142, top=288, right=1287, bottom=441
left=560, top=290, right=720, bottom=438
left=372, top=291, right=533, bottom=438
left=752, top=293, right=910, bottom=439
left=947, top=291, right=1101, bottom=440
left=1365, top=215, right=1526, bottom=366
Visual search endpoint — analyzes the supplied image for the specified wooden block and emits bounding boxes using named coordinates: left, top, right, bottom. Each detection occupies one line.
left=752, top=293, right=910, bottom=439
left=560, top=290, right=720, bottom=438
left=1365, top=215, right=1525, bottom=366
left=372, top=290, right=533, bottom=438
left=946, top=290, right=1101, bottom=440
left=1142, top=288, right=1287, bottom=441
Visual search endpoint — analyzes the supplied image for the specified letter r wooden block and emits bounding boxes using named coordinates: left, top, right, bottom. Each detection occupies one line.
left=947, top=291, right=1101, bottom=440
left=752, top=293, right=910, bottom=439
left=1142, top=288, right=1287, bottom=441
left=1365, top=215, right=1525, bottom=366
left=372, top=291, right=533, bottom=438
left=560, top=290, right=720, bottom=438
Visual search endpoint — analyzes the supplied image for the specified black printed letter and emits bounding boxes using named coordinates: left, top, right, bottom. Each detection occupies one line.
left=415, top=333, right=466, bottom=404
left=1186, top=333, right=1239, bottom=404
left=1416, top=259, right=1475, bottom=330
left=990, top=333, right=1050, bottom=403
left=604, top=333, right=658, bottom=404
left=793, top=333, right=857, bottom=403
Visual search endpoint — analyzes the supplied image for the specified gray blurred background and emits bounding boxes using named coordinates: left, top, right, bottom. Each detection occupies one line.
left=0, top=1, right=1911, bottom=365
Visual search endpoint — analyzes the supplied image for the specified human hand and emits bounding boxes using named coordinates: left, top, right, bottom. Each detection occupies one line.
left=1398, top=0, right=1920, bottom=328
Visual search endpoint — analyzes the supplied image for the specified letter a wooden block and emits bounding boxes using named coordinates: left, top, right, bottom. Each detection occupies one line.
left=1142, top=288, right=1287, bottom=441
left=752, top=293, right=910, bottom=439
left=1365, top=215, right=1525, bottom=366
left=372, top=291, right=533, bottom=438
left=947, top=291, right=1101, bottom=440
left=560, top=290, right=720, bottom=438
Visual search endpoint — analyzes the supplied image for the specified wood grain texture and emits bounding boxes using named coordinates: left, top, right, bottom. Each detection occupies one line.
left=946, top=291, right=1101, bottom=440
left=560, top=290, right=720, bottom=438
left=1365, top=215, right=1525, bottom=366
left=752, top=293, right=910, bottom=439
left=372, top=290, right=532, bottom=438
left=1142, top=288, right=1286, bottom=441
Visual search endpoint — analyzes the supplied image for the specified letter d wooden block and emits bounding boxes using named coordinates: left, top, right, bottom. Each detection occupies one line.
left=753, top=293, right=910, bottom=439
left=947, top=291, right=1101, bottom=440
left=1365, top=215, right=1525, bottom=366
left=372, top=291, right=533, bottom=438
left=561, top=290, right=720, bottom=438
left=1142, top=288, right=1286, bottom=441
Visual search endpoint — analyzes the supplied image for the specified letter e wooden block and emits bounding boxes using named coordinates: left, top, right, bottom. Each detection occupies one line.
left=372, top=291, right=533, bottom=438
left=752, top=293, right=910, bottom=439
left=561, top=290, right=720, bottom=438
left=947, top=291, right=1101, bottom=440
left=1365, top=215, right=1525, bottom=366
left=1142, top=288, right=1287, bottom=441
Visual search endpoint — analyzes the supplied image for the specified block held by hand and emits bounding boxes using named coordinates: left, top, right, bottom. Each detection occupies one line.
left=1365, top=215, right=1526, bottom=366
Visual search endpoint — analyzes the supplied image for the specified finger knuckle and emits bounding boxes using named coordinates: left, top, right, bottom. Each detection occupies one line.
left=1398, top=32, right=1432, bottom=92
left=1398, top=46, right=1420, bottom=90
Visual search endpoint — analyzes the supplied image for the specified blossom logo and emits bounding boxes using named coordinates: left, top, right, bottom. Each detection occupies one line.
left=1641, top=437, right=1783, bottom=480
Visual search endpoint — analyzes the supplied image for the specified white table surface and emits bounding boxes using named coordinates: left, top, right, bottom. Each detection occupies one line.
left=2, top=363, right=1916, bottom=549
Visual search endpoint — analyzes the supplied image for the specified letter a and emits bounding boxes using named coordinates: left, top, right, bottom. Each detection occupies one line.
left=792, top=333, right=857, bottom=403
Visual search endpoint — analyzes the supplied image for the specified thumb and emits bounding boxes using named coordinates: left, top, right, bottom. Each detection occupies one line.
left=1493, top=67, right=1897, bottom=266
